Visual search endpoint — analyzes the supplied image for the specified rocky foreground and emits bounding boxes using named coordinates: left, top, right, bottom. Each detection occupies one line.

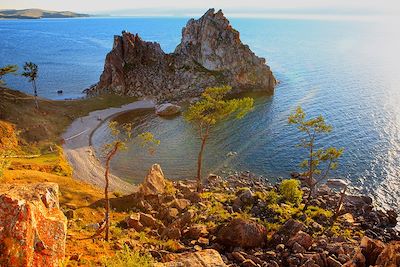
left=2, top=164, right=399, bottom=266
left=86, top=9, right=276, bottom=101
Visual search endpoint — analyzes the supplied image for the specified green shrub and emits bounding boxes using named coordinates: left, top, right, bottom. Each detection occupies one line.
left=279, top=179, right=303, bottom=205
left=102, top=245, right=155, bottom=267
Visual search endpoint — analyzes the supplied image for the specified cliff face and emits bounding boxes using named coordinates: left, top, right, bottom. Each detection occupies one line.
left=88, top=9, right=276, bottom=101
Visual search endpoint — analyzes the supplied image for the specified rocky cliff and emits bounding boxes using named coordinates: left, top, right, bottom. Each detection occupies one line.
left=87, top=9, right=276, bottom=101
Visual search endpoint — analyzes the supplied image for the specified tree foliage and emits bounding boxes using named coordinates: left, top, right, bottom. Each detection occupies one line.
left=279, top=179, right=303, bottom=205
left=288, top=106, right=343, bottom=200
left=184, top=85, right=254, bottom=191
left=0, top=65, right=18, bottom=86
left=102, top=121, right=159, bottom=241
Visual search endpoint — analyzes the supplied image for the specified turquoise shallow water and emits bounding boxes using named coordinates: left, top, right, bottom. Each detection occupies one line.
left=1, top=17, right=399, bottom=210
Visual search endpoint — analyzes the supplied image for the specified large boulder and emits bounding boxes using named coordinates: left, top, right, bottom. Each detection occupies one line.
left=88, top=9, right=276, bottom=100
left=139, top=164, right=166, bottom=195
left=0, top=183, right=67, bottom=266
left=155, top=103, right=181, bottom=116
left=161, top=249, right=227, bottom=267
left=217, top=218, right=267, bottom=248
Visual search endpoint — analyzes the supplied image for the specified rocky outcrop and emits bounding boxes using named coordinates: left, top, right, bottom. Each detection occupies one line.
left=87, top=9, right=276, bottom=101
left=0, top=183, right=67, bottom=266
left=139, top=164, right=166, bottom=195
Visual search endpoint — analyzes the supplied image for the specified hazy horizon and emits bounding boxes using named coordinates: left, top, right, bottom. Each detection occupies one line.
left=1, top=0, right=399, bottom=18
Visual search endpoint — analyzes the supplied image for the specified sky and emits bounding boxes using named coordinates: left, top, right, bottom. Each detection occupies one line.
left=0, top=0, right=399, bottom=17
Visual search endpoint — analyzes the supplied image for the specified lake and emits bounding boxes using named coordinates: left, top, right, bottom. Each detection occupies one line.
left=1, top=16, right=399, bottom=210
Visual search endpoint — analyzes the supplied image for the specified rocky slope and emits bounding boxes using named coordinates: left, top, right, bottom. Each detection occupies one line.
left=87, top=9, right=276, bottom=101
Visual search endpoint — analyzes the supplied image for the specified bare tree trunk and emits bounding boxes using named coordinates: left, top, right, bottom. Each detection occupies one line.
left=196, top=125, right=209, bottom=192
left=32, top=80, right=39, bottom=109
left=104, top=145, right=118, bottom=241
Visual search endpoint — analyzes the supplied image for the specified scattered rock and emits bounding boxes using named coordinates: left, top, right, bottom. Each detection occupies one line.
left=217, top=218, right=267, bottom=248
left=269, top=219, right=305, bottom=246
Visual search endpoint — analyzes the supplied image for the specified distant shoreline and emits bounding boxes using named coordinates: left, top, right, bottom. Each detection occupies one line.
left=0, top=9, right=90, bottom=20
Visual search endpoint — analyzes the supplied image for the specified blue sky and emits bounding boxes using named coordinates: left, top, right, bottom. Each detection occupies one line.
left=0, top=0, right=398, bottom=17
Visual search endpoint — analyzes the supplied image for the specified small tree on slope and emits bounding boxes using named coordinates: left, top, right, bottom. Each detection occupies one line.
left=184, top=86, right=254, bottom=192
left=102, top=121, right=159, bottom=241
left=288, top=106, right=344, bottom=207
left=22, top=62, right=39, bottom=109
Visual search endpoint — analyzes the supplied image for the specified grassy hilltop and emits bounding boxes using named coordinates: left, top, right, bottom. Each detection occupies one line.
left=0, top=9, right=89, bottom=19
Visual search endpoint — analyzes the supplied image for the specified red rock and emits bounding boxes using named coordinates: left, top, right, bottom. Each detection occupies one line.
left=139, top=164, right=166, bottom=195
left=287, top=231, right=313, bottom=250
left=375, top=241, right=400, bottom=267
left=0, top=183, right=67, bottom=266
left=217, top=218, right=267, bottom=248
left=269, top=219, right=305, bottom=246
left=161, top=249, right=227, bottom=267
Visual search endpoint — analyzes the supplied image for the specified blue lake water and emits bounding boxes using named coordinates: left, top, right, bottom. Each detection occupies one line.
left=1, top=17, right=399, bottom=210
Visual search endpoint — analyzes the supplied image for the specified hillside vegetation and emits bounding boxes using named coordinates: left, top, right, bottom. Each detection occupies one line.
left=0, top=9, right=89, bottom=19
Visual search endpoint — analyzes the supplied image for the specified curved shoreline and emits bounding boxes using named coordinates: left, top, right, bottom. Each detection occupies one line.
left=62, top=99, right=155, bottom=194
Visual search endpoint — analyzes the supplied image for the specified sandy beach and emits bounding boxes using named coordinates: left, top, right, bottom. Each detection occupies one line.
left=62, top=99, right=155, bottom=194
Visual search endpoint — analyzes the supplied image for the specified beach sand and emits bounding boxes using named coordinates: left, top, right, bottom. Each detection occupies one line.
left=62, top=99, right=155, bottom=194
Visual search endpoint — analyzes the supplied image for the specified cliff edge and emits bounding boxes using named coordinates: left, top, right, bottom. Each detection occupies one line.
left=87, top=9, right=276, bottom=101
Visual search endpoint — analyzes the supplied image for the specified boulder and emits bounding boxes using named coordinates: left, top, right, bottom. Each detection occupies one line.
left=88, top=9, right=276, bottom=100
left=139, top=164, right=166, bottom=195
left=287, top=231, right=313, bottom=250
left=155, top=103, right=181, bottom=116
left=0, top=183, right=67, bottom=266
left=269, top=219, right=305, bottom=246
left=125, top=213, right=144, bottom=231
left=375, top=241, right=400, bottom=266
left=217, top=218, right=267, bottom=248
left=161, top=249, right=227, bottom=267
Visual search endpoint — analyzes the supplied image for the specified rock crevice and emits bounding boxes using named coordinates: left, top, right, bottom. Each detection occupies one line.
left=88, top=9, right=276, bottom=101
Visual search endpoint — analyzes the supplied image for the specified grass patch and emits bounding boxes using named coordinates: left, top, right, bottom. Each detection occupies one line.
left=0, top=87, right=137, bottom=144
left=102, top=245, right=155, bottom=267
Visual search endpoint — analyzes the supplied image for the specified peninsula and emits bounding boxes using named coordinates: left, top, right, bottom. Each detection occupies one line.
left=0, top=9, right=89, bottom=19
left=87, top=9, right=276, bottom=101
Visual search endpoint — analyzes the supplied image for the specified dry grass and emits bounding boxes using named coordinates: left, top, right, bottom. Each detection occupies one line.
left=0, top=87, right=137, bottom=144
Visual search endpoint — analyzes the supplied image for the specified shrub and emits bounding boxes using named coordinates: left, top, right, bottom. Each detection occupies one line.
left=279, top=179, right=303, bottom=205
left=102, top=245, right=155, bottom=267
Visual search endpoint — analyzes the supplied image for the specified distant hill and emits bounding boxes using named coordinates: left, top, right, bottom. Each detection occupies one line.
left=0, top=9, right=89, bottom=19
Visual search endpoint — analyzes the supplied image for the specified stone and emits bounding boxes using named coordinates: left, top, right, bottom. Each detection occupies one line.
left=292, top=242, right=306, bottom=253
left=64, top=209, right=74, bottom=220
left=156, top=103, right=182, bottom=116
left=162, top=249, right=227, bottom=266
left=360, top=236, right=385, bottom=266
left=168, top=198, right=191, bottom=211
left=162, top=227, right=182, bottom=240
left=125, top=213, right=144, bottom=231
left=231, top=251, right=246, bottom=263
left=375, top=241, right=400, bottom=266
left=0, top=183, right=67, bottom=266
left=88, top=9, right=276, bottom=100
left=139, top=212, right=164, bottom=229
left=287, top=231, right=313, bottom=250
left=242, top=259, right=258, bottom=267
left=269, top=219, right=305, bottom=246
left=184, top=224, right=209, bottom=239
left=217, top=218, right=267, bottom=248
left=139, top=164, right=166, bottom=195
left=327, top=256, right=342, bottom=267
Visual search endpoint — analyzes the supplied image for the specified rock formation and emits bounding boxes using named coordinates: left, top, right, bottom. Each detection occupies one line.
left=0, top=183, right=67, bottom=266
left=139, top=163, right=167, bottom=195
left=87, top=9, right=276, bottom=101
